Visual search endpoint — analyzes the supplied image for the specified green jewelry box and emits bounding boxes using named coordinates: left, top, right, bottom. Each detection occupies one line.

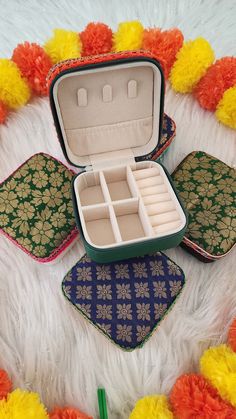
left=48, top=51, right=187, bottom=263
left=0, top=153, right=78, bottom=262
left=172, top=151, right=236, bottom=262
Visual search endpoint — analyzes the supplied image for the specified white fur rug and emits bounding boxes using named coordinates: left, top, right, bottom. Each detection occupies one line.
left=0, top=1, right=236, bottom=417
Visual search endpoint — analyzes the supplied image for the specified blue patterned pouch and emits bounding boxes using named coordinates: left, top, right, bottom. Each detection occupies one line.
left=62, top=252, right=185, bottom=351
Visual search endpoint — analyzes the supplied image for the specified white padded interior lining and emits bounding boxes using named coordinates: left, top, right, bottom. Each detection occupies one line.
left=53, top=62, right=162, bottom=167
left=74, top=161, right=186, bottom=249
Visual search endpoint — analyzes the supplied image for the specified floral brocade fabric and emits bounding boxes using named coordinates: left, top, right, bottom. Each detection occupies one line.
left=0, top=153, right=76, bottom=260
left=172, top=151, right=236, bottom=257
left=62, top=252, right=185, bottom=350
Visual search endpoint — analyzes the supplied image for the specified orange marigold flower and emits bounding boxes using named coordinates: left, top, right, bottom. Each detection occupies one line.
left=142, top=28, right=183, bottom=78
left=170, top=373, right=236, bottom=419
left=228, top=317, right=236, bottom=353
left=0, top=369, right=12, bottom=399
left=49, top=406, right=93, bottom=419
left=80, top=23, right=112, bottom=56
left=194, top=57, right=236, bottom=111
left=0, top=101, right=8, bottom=124
left=12, top=42, right=52, bottom=96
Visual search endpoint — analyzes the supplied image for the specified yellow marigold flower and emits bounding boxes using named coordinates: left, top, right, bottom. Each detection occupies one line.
left=0, top=59, right=30, bottom=109
left=216, top=86, right=236, bottom=129
left=44, top=29, right=82, bottom=64
left=0, top=388, right=48, bottom=418
left=200, top=344, right=236, bottom=407
left=170, top=37, right=214, bottom=93
left=113, top=21, right=144, bottom=52
left=0, top=389, right=48, bottom=419
left=129, top=394, right=173, bottom=419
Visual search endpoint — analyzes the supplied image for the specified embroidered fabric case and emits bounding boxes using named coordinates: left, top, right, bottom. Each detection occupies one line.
left=0, top=153, right=78, bottom=262
left=172, top=151, right=236, bottom=262
left=62, top=252, right=185, bottom=351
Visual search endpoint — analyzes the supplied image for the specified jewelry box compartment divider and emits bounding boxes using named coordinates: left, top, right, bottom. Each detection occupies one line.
left=74, top=162, right=185, bottom=248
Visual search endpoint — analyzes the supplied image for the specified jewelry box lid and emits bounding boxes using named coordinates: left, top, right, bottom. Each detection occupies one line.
left=62, top=251, right=185, bottom=350
left=48, top=50, right=165, bottom=169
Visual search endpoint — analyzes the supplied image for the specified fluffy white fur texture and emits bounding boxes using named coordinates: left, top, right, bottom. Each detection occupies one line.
left=0, top=1, right=236, bottom=417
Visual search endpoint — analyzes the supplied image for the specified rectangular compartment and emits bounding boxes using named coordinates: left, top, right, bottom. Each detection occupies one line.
left=82, top=205, right=116, bottom=247
left=76, top=171, right=105, bottom=206
left=103, top=166, right=134, bottom=201
left=113, top=200, right=149, bottom=242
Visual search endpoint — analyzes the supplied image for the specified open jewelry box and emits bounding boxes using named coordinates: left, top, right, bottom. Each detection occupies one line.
left=49, top=51, right=187, bottom=262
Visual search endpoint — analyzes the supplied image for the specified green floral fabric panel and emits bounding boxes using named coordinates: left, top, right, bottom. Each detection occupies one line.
left=0, top=153, right=76, bottom=259
left=172, top=151, right=236, bottom=256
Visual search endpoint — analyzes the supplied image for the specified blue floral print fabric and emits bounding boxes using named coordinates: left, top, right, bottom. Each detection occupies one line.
left=62, top=252, right=185, bottom=350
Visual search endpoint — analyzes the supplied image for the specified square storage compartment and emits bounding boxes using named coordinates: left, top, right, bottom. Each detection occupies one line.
left=82, top=206, right=116, bottom=246
left=76, top=171, right=105, bottom=206
left=114, top=200, right=146, bottom=242
left=104, top=167, right=133, bottom=201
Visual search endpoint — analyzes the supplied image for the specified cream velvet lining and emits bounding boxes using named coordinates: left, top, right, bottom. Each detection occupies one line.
left=66, top=116, right=153, bottom=157
left=53, top=62, right=162, bottom=167
left=74, top=161, right=186, bottom=249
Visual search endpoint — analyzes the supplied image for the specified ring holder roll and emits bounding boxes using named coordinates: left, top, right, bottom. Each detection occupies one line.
left=153, top=220, right=182, bottom=234
left=146, top=202, right=176, bottom=216
left=142, top=193, right=170, bottom=205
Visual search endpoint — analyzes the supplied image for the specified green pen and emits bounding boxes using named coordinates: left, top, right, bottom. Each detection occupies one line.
left=97, top=388, right=108, bottom=419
